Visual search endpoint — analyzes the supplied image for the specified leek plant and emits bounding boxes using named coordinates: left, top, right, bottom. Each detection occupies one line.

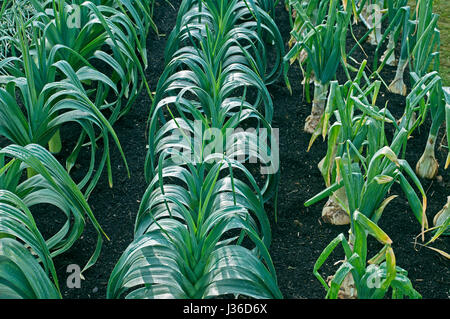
left=386, top=5, right=412, bottom=96
left=107, top=154, right=282, bottom=298
left=0, top=144, right=109, bottom=298
left=163, top=0, right=285, bottom=87
left=377, top=0, right=407, bottom=67
left=108, top=0, right=283, bottom=299
left=406, top=0, right=449, bottom=179
left=148, top=0, right=282, bottom=216
left=146, top=0, right=284, bottom=200
left=0, top=238, right=61, bottom=298
left=284, top=0, right=351, bottom=134
left=0, top=0, right=35, bottom=60
left=306, top=136, right=426, bottom=298
left=27, top=0, right=154, bottom=125
left=0, top=26, right=128, bottom=196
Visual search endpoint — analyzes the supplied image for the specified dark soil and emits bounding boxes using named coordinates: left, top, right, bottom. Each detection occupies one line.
left=28, top=0, right=449, bottom=299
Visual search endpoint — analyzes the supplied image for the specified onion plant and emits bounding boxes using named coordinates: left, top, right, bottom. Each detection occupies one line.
left=310, top=62, right=393, bottom=225
left=408, top=0, right=440, bottom=79
left=386, top=70, right=444, bottom=181
left=404, top=0, right=449, bottom=179
left=395, top=71, right=441, bottom=140
left=430, top=196, right=449, bottom=244
left=358, top=0, right=384, bottom=46
left=284, top=0, right=351, bottom=134
left=416, top=86, right=450, bottom=256
left=444, top=87, right=450, bottom=170
left=384, top=0, right=439, bottom=98
left=303, top=66, right=433, bottom=296
left=286, top=0, right=334, bottom=49
left=413, top=75, right=446, bottom=179
left=332, top=133, right=427, bottom=229
left=313, top=209, right=421, bottom=299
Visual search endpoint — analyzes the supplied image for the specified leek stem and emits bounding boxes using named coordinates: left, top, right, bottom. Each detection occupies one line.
left=304, top=81, right=329, bottom=133
left=49, top=129, right=62, bottom=154
left=416, top=133, right=439, bottom=179
left=381, top=33, right=396, bottom=66
left=388, top=58, right=407, bottom=96
left=27, top=167, right=37, bottom=179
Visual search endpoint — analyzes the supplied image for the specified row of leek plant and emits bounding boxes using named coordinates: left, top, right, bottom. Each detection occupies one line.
left=284, top=0, right=448, bottom=297
left=304, top=63, right=429, bottom=299
left=286, top=0, right=449, bottom=261
left=0, top=144, right=108, bottom=298
left=349, top=0, right=450, bottom=242
left=107, top=0, right=285, bottom=299
left=360, top=0, right=449, bottom=183
left=0, top=0, right=157, bottom=298
left=377, top=0, right=449, bottom=239
left=284, top=0, right=352, bottom=134
left=0, top=0, right=156, bottom=196
left=0, top=0, right=35, bottom=59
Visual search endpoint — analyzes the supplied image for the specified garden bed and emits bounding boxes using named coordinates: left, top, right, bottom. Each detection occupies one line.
left=36, top=0, right=449, bottom=299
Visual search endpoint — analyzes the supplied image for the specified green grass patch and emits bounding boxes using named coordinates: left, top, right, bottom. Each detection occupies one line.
left=435, top=0, right=450, bottom=86
left=409, top=0, right=450, bottom=85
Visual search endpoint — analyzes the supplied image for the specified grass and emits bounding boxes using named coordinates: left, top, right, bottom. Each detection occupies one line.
left=409, top=0, right=450, bottom=85
left=435, top=0, right=450, bottom=86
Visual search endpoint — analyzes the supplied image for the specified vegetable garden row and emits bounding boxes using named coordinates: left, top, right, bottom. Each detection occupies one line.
left=0, top=0, right=448, bottom=299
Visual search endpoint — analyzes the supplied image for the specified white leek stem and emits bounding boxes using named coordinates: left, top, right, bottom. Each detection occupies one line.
left=416, top=134, right=439, bottom=179
left=433, top=196, right=450, bottom=228
left=368, top=6, right=382, bottom=45
left=322, top=187, right=350, bottom=226
left=388, top=58, right=407, bottom=96
left=304, top=81, right=329, bottom=133
left=381, top=33, right=397, bottom=66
